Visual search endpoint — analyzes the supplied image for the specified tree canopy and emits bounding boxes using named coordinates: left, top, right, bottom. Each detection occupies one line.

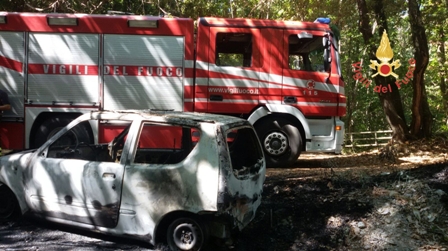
left=1, top=0, right=447, bottom=140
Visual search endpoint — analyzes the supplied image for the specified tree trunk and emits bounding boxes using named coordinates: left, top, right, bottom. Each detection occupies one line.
left=437, top=27, right=448, bottom=127
left=408, top=0, right=432, bottom=137
left=376, top=77, right=409, bottom=142
left=355, top=0, right=409, bottom=142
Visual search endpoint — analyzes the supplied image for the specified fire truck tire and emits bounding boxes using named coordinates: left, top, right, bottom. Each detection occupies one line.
left=33, top=116, right=92, bottom=149
left=255, top=116, right=302, bottom=168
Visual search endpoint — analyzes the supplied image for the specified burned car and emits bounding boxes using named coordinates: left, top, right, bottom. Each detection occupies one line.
left=0, top=110, right=266, bottom=250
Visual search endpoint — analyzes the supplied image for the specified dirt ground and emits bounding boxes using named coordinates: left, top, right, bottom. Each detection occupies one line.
left=234, top=138, right=448, bottom=251
left=1, top=138, right=448, bottom=251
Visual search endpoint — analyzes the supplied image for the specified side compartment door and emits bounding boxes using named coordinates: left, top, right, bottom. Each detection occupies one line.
left=102, top=35, right=185, bottom=111
left=27, top=33, right=100, bottom=105
left=200, top=28, right=261, bottom=114
left=25, top=120, right=126, bottom=228
left=0, top=31, right=25, bottom=119
left=0, top=31, right=25, bottom=149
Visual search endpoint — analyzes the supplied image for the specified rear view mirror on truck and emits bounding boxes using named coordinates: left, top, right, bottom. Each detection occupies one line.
left=323, top=36, right=332, bottom=71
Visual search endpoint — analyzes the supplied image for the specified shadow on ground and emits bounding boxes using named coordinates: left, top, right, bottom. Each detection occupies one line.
left=234, top=161, right=448, bottom=251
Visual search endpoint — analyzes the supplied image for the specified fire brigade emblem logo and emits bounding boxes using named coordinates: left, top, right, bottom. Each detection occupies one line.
left=307, top=80, right=315, bottom=90
left=369, top=30, right=401, bottom=78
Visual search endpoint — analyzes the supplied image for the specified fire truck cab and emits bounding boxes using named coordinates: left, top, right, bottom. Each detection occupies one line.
left=0, top=12, right=345, bottom=167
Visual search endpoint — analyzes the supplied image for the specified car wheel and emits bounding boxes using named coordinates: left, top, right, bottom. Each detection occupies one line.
left=33, top=116, right=92, bottom=148
left=255, top=116, right=302, bottom=168
left=0, top=186, right=19, bottom=221
left=167, top=217, right=207, bottom=251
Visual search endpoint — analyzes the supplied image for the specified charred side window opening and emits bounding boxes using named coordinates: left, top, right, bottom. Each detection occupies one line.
left=288, top=34, right=328, bottom=72
left=46, top=119, right=120, bottom=162
left=133, top=122, right=197, bottom=165
left=216, top=33, right=252, bottom=67
left=108, top=123, right=131, bottom=162
left=227, top=127, right=263, bottom=178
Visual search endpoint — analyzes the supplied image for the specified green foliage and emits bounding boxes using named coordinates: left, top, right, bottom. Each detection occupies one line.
left=1, top=0, right=447, bottom=136
left=218, top=53, right=243, bottom=67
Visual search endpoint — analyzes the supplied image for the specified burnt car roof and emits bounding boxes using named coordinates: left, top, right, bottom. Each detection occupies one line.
left=87, top=110, right=248, bottom=127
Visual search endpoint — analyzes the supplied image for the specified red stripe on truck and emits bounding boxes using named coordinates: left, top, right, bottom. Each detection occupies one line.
left=0, top=56, right=23, bottom=73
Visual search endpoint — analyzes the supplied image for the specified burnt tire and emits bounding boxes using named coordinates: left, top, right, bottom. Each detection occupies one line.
left=0, top=186, right=19, bottom=222
left=255, top=116, right=302, bottom=168
left=32, top=116, right=92, bottom=149
left=167, top=217, right=207, bottom=251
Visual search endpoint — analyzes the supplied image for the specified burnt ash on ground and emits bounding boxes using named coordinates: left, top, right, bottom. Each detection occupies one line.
left=235, top=163, right=448, bottom=251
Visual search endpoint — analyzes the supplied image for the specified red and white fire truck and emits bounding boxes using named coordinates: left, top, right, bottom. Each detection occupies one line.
left=0, top=12, right=345, bottom=167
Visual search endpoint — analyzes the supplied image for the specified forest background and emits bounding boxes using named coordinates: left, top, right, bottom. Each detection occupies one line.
left=1, top=0, right=447, bottom=144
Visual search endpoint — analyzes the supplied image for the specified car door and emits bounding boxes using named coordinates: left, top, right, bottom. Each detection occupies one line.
left=25, top=119, right=126, bottom=228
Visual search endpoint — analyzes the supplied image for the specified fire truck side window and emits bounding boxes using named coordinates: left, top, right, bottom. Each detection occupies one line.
left=216, top=33, right=252, bottom=67
left=288, top=34, right=327, bottom=72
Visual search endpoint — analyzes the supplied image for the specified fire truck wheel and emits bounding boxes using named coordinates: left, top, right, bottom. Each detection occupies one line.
left=255, top=116, right=302, bottom=168
left=33, top=117, right=93, bottom=149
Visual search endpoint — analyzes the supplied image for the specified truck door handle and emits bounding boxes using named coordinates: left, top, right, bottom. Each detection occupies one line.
left=102, top=173, right=116, bottom=179
left=284, top=96, right=297, bottom=104
left=210, top=95, right=223, bottom=101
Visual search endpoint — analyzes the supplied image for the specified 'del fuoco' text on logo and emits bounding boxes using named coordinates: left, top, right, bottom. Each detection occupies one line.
left=352, top=30, right=416, bottom=94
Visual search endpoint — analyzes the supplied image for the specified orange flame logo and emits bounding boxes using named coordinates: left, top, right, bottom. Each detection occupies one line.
left=369, top=30, right=401, bottom=78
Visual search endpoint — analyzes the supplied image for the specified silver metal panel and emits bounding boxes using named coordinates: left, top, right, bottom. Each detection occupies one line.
left=28, top=33, right=98, bottom=64
left=27, top=75, right=99, bottom=104
left=0, top=32, right=25, bottom=117
left=103, top=35, right=184, bottom=111
left=103, top=35, right=184, bottom=66
left=27, top=33, right=99, bottom=104
left=103, top=76, right=183, bottom=110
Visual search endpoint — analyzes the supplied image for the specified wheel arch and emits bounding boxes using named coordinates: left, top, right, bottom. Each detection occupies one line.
left=0, top=182, right=28, bottom=217
left=248, top=105, right=311, bottom=142
left=29, top=112, right=88, bottom=149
